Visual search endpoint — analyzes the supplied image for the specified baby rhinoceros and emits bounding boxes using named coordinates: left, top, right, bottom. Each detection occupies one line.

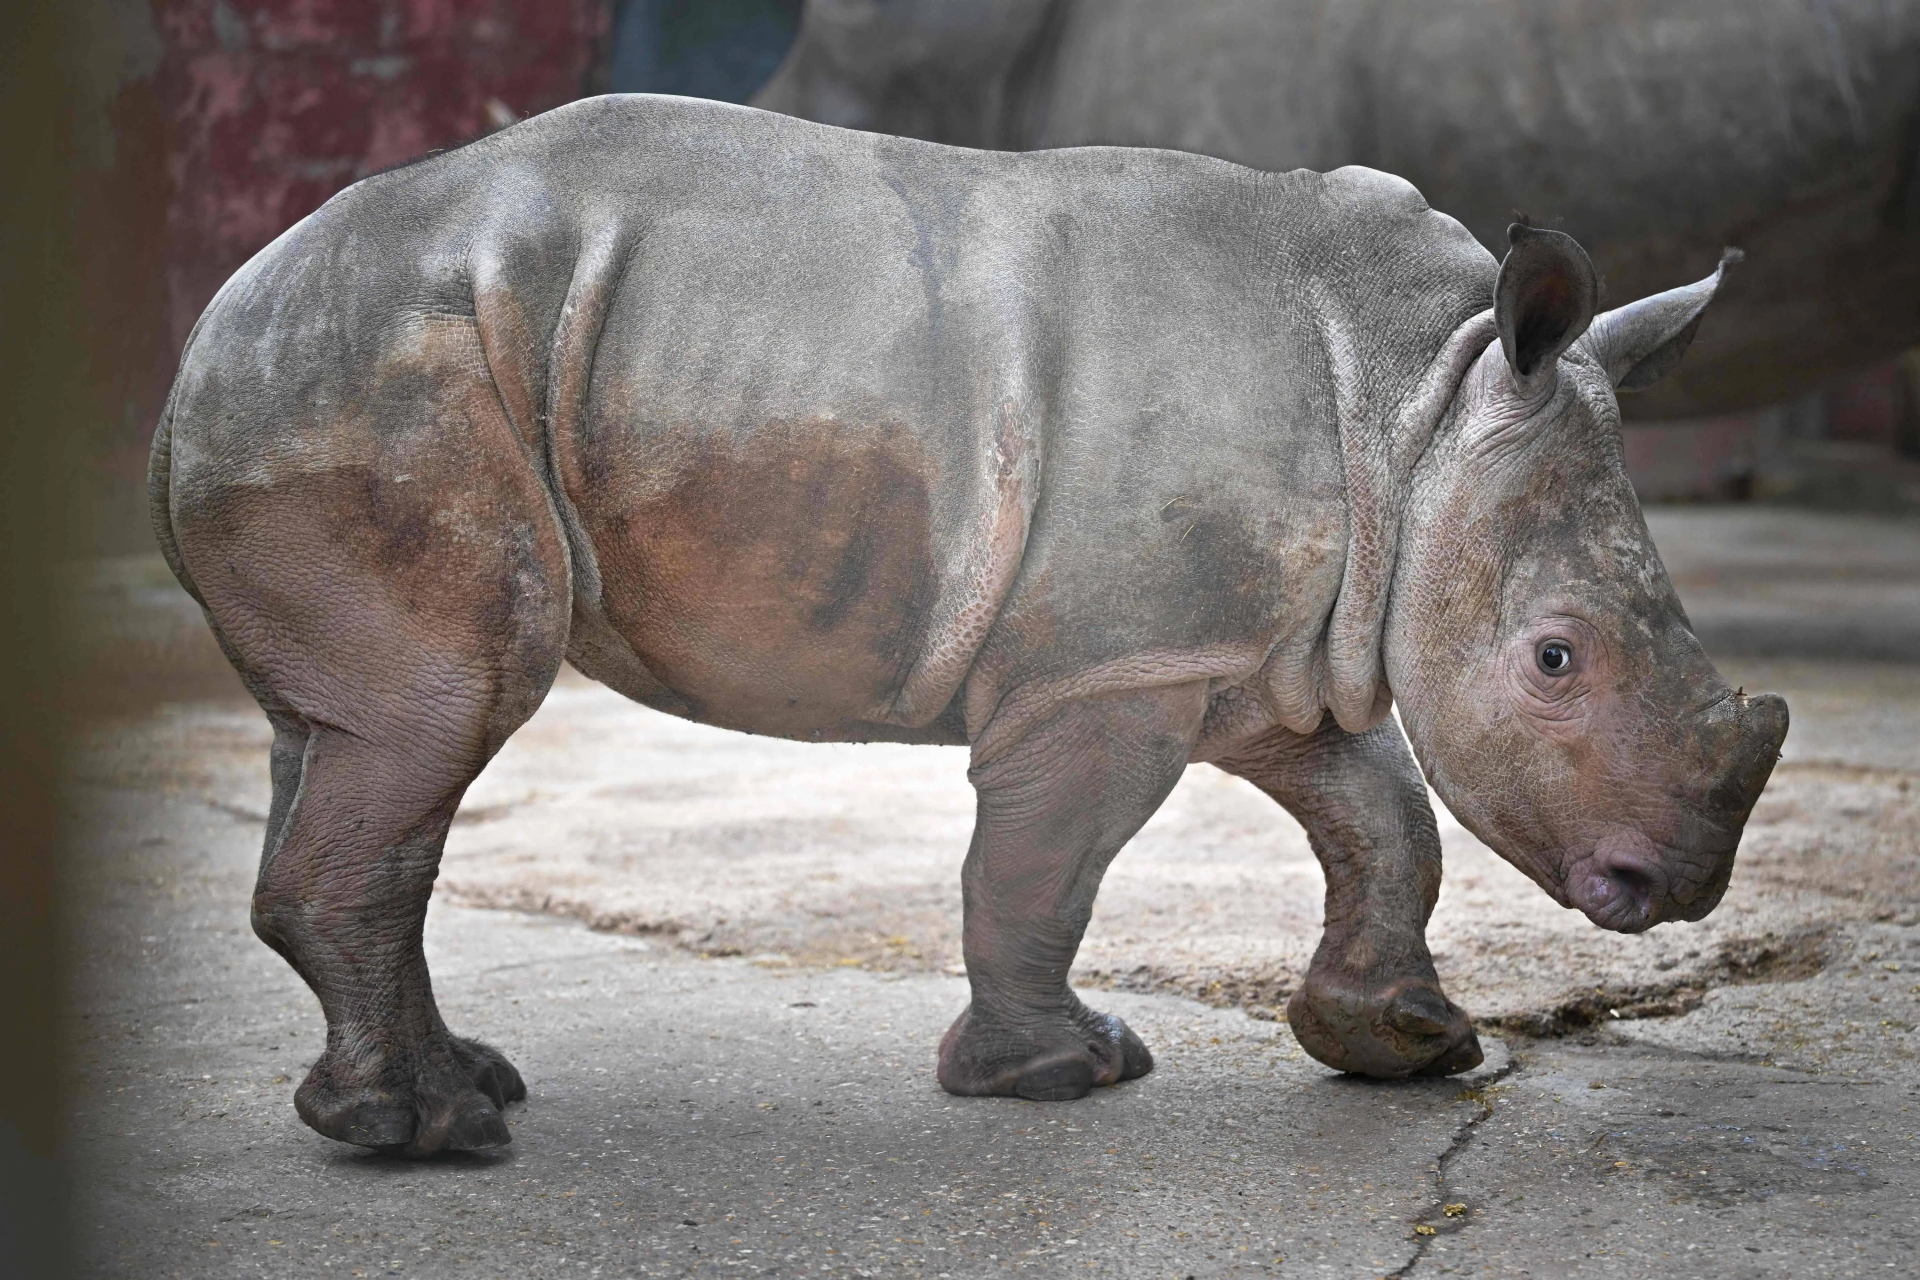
left=152, top=96, right=1787, bottom=1156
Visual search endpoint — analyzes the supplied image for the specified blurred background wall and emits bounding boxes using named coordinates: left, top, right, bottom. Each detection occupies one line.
left=1622, top=355, right=1920, bottom=507
left=67, top=0, right=1920, bottom=557
left=606, top=0, right=799, bottom=103
left=76, top=0, right=611, bottom=552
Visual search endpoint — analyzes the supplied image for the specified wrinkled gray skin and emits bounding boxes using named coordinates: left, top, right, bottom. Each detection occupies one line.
left=152, top=98, right=1787, bottom=1157
left=756, top=0, right=1920, bottom=417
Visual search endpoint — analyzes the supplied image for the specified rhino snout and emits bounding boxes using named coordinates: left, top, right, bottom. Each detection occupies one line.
left=1571, top=690, right=1788, bottom=933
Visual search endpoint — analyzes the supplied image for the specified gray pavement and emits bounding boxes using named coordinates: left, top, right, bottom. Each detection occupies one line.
left=73, top=787, right=1519, bottom=1279
left=1404, top=1029, right=1920, bottom=1278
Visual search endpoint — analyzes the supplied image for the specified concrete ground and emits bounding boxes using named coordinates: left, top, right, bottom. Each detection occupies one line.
left=65, top=505, right=1920, bottom=1277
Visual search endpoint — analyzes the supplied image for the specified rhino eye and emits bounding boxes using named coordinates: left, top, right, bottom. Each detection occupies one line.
left=1537, top=640, right=1574, bottom=675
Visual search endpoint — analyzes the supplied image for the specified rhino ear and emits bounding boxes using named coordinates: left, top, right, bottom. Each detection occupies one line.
left=1494, top=224, right=1599, bottom=385
left=1577, top=248, right=1741, bottom=391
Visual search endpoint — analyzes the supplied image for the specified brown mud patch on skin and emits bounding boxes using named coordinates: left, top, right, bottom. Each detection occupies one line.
left=157, top=306, right=571, bottom=757
left=573, top=418, right=942, bottom=739
left=180, top=459, right=563, bottom=753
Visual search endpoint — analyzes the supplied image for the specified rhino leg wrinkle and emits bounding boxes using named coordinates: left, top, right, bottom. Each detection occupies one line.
left=151, top=97, right=1786, bottom=1155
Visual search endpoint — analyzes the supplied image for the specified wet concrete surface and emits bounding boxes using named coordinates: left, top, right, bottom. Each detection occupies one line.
left=66, top=506, right=1920, bottom=1277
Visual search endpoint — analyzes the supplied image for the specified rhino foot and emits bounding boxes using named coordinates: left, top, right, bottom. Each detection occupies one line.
left=294, top=1032, right=526, bottom=1157
left=1288, top=974, right=1482, bottom=1079
left=937, top=1002, right=1152, bottom=1101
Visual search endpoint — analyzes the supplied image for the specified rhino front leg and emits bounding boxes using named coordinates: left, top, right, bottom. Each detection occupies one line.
left=1217, top=717, right=1482, bottom=1077
left=940, top=682, right=1208, bottom=1101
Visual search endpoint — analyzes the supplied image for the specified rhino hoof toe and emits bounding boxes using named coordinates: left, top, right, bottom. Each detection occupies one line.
left=293, top=1033, right=524, bottom=1156
left=1288, top=977, right=1479, bottom=1079
left=429, top=1093, right=516, bottom=1154
left=453, top=1035, right=527, bottom=1110
left=938, top=1005, right=1153, bottom=1099
left=1415, top=1028, right=1485, bottom=1077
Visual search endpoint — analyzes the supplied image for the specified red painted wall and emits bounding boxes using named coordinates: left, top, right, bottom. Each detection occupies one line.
left=81, top=1, right=610, bottom=547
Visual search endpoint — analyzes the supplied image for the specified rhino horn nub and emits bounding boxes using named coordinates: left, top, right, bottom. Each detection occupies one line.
left=1493, top=224, right=1599, bottom=385
left=1579, top=247, right=1743, bottom=392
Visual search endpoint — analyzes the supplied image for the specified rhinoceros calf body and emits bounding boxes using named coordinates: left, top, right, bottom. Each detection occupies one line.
left=756, top=0, right=1920, bottom=417
left=153, top=96, right=1786, bottom=1156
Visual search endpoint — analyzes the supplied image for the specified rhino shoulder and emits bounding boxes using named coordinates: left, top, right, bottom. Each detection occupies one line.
left=1267, top=165, right=1495, bottom=316
left=1317, top=166, right=1486, bottom=256
left=1321, top=165, right=1432, bottom=214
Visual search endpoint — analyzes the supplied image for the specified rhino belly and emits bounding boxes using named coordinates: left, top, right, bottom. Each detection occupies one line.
left=567, top=416, right=961, bottom=743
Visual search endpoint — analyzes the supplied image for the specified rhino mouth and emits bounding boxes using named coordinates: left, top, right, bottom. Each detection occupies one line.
left=1569, top=860, right=1662, bottom=932
left=1669, top=855, right=1736, bottom=923
left=1566, top=833, right=1736, bottom=933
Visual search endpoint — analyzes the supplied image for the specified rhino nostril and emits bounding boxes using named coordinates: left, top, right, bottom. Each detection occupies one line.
left=1572, top=833, right=1676, bottom=932
left=1606, top=863, right=1655, bottom=917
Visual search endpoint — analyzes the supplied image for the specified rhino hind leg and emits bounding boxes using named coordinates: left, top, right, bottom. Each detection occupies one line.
left=253, top=713, right=533, bottom=1155
left=1217, top=719, right=1482, bottom=1078
left=939, top=682, right=1208, bottom=1101
left=166, top=357, right=572, bottom=1154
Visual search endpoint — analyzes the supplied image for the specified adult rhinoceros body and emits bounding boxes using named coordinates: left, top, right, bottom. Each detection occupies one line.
left=153, top=97, right=1786, bottom=1156
left=755, top=0, right=1920, bottom=417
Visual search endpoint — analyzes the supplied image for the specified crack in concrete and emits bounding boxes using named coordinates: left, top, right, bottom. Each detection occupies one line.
left=1387, top=1054, right=1521, bottom=1279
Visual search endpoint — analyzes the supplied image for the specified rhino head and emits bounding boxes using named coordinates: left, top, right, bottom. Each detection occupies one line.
left=1388, top=226, right=1788, bottom=933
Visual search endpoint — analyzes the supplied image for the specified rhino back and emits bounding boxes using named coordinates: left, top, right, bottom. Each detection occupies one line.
left=541, top=103, right=1493, bottom=741
left=166, top=96, right=1493, bottom=749
left=549, top=105, right=1315, bottom=739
